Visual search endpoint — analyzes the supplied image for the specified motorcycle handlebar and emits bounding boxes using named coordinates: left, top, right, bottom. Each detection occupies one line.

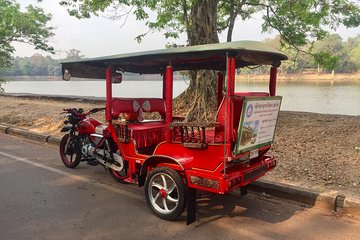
left=89, top=107, right=106, bottom=114
left=61, top=107, right=105, bottom=115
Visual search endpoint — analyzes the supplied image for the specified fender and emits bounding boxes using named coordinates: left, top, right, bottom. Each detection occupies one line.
left=138, top=155, right=185, bottom=187
left=60, top=125, right=73, bottom=132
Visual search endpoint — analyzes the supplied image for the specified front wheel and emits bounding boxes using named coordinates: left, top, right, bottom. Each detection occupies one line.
left=145, top=167, right=186, bottom=221
left=59, top=133, right=81, bottom=168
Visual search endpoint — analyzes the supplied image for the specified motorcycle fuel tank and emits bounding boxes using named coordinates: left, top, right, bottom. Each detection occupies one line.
left=76, top=118, right=101, bottom=135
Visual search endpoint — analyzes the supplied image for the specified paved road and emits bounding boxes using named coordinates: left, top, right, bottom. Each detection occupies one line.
left=1, top=133, right=359, bottom=240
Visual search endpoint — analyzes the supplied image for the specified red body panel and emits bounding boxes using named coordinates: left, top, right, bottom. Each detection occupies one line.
left=153, top=142, right=225, bottom=171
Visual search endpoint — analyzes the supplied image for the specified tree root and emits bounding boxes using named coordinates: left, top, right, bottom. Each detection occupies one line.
left=173, top=70, right=218, bottom=122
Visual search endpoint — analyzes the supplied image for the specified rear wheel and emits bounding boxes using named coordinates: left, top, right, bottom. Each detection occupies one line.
left=145, top=167, right=186, bottom=221
left=59, top=133, right=81, bottom=168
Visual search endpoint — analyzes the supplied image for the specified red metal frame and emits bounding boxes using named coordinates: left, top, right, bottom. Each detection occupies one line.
left=106, top=67, right=112, bottom=122
left=217, top=72, right=224, bottom=108
left=270, top=66, right=277, bottom=96
left=165, top=65, right=173, bottom=142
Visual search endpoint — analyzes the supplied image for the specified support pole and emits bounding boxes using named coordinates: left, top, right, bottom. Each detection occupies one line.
left=165, top=65, right=173, bottom=142
left=106, top=67, right=112, bottom=122
left=217, top=72, right=224, bottom=108
left=269, top=67, right=277, bottom=97
left=227, top=58, right=235, bottom=96
left=162, top=74, right=166, bottom=101
left=226, top=57, right=236, bottom=143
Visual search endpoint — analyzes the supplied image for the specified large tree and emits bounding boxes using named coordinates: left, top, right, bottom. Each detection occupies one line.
left=0, top=0, right=54, bottom=91
left=60, top=0, right=360, bottom=120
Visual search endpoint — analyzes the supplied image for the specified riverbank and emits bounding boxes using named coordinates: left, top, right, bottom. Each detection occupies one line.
left=0, top=94, right=359, bottom=199
left=236, top=72, right=360, bottom=82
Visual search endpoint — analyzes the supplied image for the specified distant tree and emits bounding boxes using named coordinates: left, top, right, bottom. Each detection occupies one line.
left=65, top=49, right=84, bottom=61
left=349, top=46, right=360, bottom=70
left=0, top=0, right=54, bottom=91
left=348, top=36, right=360, bottom=71
left=19, top=61, right=32, bottom=76
left=313, top=34, right=345, bottom=75
left=0, top=54, right=63, bottom=77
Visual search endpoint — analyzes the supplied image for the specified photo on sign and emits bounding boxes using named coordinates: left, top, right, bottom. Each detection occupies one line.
left=240, top=120, right=259, bottom=146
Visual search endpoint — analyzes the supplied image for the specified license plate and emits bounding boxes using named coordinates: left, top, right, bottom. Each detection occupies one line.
left=250, top=148, right=258, bottom=159
left=244, top=165, right=266, bottom=182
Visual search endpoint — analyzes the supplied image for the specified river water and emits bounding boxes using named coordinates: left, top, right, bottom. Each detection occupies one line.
left=2, top=80, right=360, bottom=116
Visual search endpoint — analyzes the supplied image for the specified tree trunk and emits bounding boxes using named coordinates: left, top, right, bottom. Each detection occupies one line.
left=227, top=0, right=237, bottom=42
left=174, top=0, right=220, bottom=122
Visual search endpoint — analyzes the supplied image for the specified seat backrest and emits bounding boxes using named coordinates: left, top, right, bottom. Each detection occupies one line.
left=233, top=92, right=269, bottom=130
left=215, top=96, right=226, bottom=126
left=215, top=92, right=269, bottom=142
left=215, top=96, right=245, bottom=130
left=112, top=98, right=166, bottom=119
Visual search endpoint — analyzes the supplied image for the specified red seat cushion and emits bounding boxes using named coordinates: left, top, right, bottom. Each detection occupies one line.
left=127, top=121, right=166, bottom=148
left=205, top=130, right=224, bottom=143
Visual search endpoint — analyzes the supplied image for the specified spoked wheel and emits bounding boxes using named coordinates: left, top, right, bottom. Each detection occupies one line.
left=59, top=133, right=81, bottom=168
left=145, top=167, right=186, bottom=221
left=110, top=160, right=129, bottom=183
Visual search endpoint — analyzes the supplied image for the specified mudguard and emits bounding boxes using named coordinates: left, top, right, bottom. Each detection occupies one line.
left=60, top=125, right=72, bottom=132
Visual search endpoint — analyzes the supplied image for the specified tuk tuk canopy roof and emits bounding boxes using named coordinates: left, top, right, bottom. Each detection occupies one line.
left=61, top=41, right=288, bottom=79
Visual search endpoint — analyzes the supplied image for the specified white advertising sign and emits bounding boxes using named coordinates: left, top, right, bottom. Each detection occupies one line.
left=233, top=96, right=282, bottom=155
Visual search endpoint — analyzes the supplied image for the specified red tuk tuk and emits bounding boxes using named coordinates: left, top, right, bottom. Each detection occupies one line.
left=60, top=41, right=287, bottom=223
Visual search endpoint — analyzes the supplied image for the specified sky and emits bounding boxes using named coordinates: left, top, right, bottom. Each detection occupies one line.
left=14, top=0, right=360, bottom=59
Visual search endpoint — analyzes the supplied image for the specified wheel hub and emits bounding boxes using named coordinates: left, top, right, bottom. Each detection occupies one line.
left=159, top=189, right=167, bottom=198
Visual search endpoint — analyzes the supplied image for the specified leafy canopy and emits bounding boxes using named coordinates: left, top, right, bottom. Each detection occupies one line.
left=0, top=0, right=54, bottom=91
left=59, top=0, right=360, bottom=49
left=0, top=0, right=54, bottom=69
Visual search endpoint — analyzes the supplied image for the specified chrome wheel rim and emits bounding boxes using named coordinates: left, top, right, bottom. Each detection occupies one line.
left=147, top=172, right=179, bottom=214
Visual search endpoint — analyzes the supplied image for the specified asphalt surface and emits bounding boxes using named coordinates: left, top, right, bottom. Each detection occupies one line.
left=1, top=133, right=360, bottom=240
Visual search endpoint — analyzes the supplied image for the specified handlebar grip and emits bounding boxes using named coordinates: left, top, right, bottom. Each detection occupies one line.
left=90, top=107, right=106, bottom=114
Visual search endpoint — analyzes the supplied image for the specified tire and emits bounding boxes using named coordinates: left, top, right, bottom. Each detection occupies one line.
left=145, top=167, right=186, bottom=221
left=59, top=133, right=81, bottom=168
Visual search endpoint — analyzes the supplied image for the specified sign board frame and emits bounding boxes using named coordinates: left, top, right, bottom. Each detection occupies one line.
left=233, top=96, right=282, bottom=155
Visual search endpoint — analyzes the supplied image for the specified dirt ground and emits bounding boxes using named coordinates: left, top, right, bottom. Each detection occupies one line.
left=0, top=95, right=359, bottom=198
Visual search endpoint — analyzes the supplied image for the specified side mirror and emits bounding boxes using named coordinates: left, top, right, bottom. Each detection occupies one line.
left=112, top=73, right=122, bottom=84
left=63, top=69, right=71, bottom=81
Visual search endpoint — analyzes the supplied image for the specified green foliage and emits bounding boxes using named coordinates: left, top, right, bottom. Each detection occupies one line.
left=350, top=46, right=360, bottom=66
left=57, top=0, right=360, bottom=76
left=59, top=0, right=360, bottom=48
left=313, top=52, right=340, bottom=72
left=263, top=33, right=360, bottom=74
left=0, top=0, right=55, bottom=91
left=0, top=0, right=55, bottom=68
left=348, top=36, right=360, bottom=69
left=260, top=0, right=360, bottom=47
left=0, top=55, right=60, bottom=76
left=312, top=34, right=349, bottom=73
left=0, top=49, right=85, bottom=77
